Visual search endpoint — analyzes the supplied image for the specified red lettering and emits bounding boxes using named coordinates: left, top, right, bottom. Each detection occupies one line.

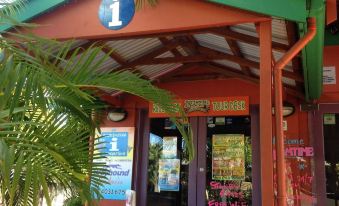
left=210, top=181, right=220, bottom=189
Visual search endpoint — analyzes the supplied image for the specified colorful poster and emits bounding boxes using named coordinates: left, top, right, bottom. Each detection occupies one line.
left=95, top=127, right=134, bottom=200
left=162, top=136, right=177, bottom=159
left=158, top=159, right=180, bottom=191
left=212, top=134, right=245, bottom=180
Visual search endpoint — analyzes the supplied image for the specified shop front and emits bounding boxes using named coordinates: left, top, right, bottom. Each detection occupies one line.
left=12, top=0, right=328, bottom=205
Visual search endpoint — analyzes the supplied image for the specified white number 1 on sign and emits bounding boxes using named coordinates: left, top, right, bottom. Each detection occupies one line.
left=109, top=0, right=122, bottom=27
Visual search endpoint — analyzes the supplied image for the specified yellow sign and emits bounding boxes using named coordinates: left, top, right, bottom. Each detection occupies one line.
left=212, top=134, right=245, bottom=180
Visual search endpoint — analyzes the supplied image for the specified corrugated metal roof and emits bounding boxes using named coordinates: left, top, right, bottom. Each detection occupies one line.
left=194, top=33, right=232, bottom=54
left=137, top=63, right=182, bottom=80
left=58, top=17, right=301, bottom=97
left=231, top=18, right=288, bottom=45
left=105, top=38, right=162, bottom=61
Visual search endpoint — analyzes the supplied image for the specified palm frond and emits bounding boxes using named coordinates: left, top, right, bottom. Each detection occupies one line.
left=0, top=19, right=194, bottom=206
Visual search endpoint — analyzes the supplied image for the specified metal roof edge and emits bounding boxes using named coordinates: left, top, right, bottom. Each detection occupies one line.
left=207, top=0, right=308, bottom=23
left=0, top=0, right=68, bottom=32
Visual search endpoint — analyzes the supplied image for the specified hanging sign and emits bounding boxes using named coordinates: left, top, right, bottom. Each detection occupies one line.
left=149, top=96, right=249, bottom=118
left=324, top=113, right=336, bottom=125
left=162, top=137, right=177, bottom=159
left=95, top=127, right=135, bottom=200
left=323, top=66, right=337, bottom=85
left=212, top=134, right=245, bottom=180
left=98, top=0, right=135, bottom=30
left=158, top=159, right=180, bottom=191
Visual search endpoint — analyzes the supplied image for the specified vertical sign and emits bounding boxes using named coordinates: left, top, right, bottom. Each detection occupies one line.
left=98, top=0, right=135, bottom=30
left=96, top=127, right=134, bottom=200
left=212, top=134, right=245, bottom=180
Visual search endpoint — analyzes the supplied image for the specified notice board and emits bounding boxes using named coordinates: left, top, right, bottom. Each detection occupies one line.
left=212, top=134, right=245, bottom=180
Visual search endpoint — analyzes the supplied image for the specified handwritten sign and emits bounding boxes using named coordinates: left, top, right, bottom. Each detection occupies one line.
left=149, top=96, right=249, bottom=118
left=212, top=134, right=245, bottom=180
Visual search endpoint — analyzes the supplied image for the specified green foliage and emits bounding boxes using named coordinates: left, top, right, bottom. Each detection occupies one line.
left=63, top=196, right=83, bottom=206
left=0, top=1, right=193, bottom=205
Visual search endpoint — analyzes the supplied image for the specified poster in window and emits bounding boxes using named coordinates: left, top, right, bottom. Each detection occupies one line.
left=162, top=136, right=177, bottom=159
left=212, top=134, right=245, bottom=180
left=158, top=159, right=180, bottom=191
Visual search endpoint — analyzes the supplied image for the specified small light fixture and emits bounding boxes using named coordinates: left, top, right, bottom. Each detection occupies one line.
left=107, top=108, right=128, bottom=122
left=272, top=102, right=296, bottom=117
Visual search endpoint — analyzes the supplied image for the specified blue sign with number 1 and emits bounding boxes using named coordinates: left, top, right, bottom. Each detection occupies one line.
left=98, top=0, right=135, bottom=30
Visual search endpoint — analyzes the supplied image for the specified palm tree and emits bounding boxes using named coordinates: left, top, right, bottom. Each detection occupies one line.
left=0, top=1, right=193, bottom=205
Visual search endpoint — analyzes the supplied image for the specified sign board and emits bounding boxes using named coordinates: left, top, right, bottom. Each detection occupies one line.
left=324, top=113, right=336, bottom=125
left=162, top=137, right=177, bottom=159
left=323, top=66, right=337, bottom=85
left=158, top=159, right=180, bottom=191
left=98, top=0, right=135, bottom=30
left=95, top=127, right=135, bottom=200
left=149, top=96, right=249, bottom=118
left=212, top=134, right=245, bottom=180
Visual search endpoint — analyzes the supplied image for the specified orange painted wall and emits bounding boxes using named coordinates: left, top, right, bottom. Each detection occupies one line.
left=23, top=0, right=268, bottom=40
left=319, top=45, right=339, bottom=102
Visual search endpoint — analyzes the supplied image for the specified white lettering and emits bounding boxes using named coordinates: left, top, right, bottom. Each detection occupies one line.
left=109, top=0, right=122, bottom=27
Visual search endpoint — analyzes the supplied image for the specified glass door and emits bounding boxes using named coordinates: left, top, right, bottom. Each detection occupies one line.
left=195, top=116, right=254, bottom=206
left=146, top=118, right=189, bottom=206
left=323, top=113, right=339, bottom=206
left=205, top=116, right=252, bottom=206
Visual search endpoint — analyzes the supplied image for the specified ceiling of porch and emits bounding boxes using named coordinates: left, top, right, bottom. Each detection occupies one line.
left=61, top=18, right=303, bottom=99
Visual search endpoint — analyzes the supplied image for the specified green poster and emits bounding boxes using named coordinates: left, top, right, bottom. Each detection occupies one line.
left=212, top=134, right=245, bottom=180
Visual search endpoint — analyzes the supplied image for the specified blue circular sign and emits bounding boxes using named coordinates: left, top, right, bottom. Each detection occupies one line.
left=98, top=0, right=135, bottom=30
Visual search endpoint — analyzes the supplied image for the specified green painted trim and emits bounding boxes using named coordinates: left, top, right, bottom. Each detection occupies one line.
left=302, top=0, right=325, bottom=100
left=208, top=0, right=307, bottom=22
left=0, top=0, right=68, bottom=31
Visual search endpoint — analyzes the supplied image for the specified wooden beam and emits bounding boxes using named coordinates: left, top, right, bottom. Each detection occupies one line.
left=161, top=73, right=226, bottom=82
left=132, top=52, right=257, bottom=67
left=212, top=27, right=290, bottom=52
left=114, top=40, right=190, bottom=71
left=159, top=37, right=182, bottom=57
left=225, top=35, right=252, bottom=76
left=156, top=63, right=199, bottom=81
left=206, top=62, right=304, bottom=98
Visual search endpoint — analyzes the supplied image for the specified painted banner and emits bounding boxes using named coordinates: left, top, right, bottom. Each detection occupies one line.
left=162, top=137, right=177, bottom=159
left=149, top=96, right=249, bottom=118
left=212, top=134, right=245, bottom=180
left=95, top=127, right=134, bottom=200
left=158, top=159, right=180, bottom=191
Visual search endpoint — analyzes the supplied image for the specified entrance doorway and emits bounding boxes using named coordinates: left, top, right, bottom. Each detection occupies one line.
left=146, top=114, right=258, bottom=206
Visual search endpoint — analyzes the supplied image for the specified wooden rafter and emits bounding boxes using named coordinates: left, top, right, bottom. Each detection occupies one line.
left=131, top=52, right=257, bottom=67
left=159, top=37, right=182, bottom=57
left=224, top=33, right=252, bottom=76
left=205, top=62, right=304, bottom=99
left=212, top=27, right=290, bottom=52
left=114, top=40, right=191, bottom=71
